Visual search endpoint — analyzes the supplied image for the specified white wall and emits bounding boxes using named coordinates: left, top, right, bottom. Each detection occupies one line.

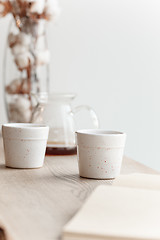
left=0, top=0, right=160, bottom=171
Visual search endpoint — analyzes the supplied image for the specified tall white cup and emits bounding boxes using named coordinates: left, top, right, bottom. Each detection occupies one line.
left=2, top=123, right=49, bottom=169
left=76, top=129, right=126, bottom=179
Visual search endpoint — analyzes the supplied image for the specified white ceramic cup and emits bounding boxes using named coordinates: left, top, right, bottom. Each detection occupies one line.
left=2, top=123, right=49, bottom=169
left=76, top=129, right=126, bottom=179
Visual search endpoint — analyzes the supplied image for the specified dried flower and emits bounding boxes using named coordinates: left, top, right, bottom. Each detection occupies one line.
left=15, top=51, right=34, bottom=70
left=44, top=0, right=60, bottom=21
left=6, top=78, right=30, bottom=94
left=36, top=19, right=45, bottom=35
left=17, top=32, right=31, bottom=45
left=9, top=95, right=32, bottom=123
left=12, top=43, right=28, bottom=56
left=35, top=35, right=45, bottom=50
left=0, top=0, right=12, bottom=17
left=30, top=0, right=45, bottom=15
left=8, top=32, right=17, bottom=47
left=35, top=49, right=50, bottom=65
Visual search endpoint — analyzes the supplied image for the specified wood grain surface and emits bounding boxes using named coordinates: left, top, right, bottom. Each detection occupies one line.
left=0, top=140, right=158, bottom=240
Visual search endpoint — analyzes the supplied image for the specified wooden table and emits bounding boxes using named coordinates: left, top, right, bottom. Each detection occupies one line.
left=0, top=140, right=158, bottom=240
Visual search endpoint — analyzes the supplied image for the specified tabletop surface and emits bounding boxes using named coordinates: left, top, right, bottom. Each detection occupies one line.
left=0, top=139, right=158, bottom=240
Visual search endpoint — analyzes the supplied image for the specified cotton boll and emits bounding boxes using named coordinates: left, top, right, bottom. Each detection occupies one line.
left=45, top=0, right=60, bottom=20
left=0, top=3, right=5, bottom=15
left=9, top=105, right=32, bottom=123
left=20, top=109, right=32, bottom=123
left=8, top=33, right=17, bottom=47
left=0, top=1, right=12, bottom=17
left=16, top=95, right=31, bottom=110
left=11, top=44, right=28, bottom=56
left=36, top=19, right=45, bottom=36
left=30, top=0, right=45, bottom=14
left=20, top=0, right=33, bottom=2
left=21, top=79, right=30, bottom=94
left=35, top=49, right=50, bottom=65
left=9, top=95, right=32, bottom=123
left=17, top=32, right=31, bottom=46
left=6, top=79, right=21, bottom=94
left=6, top=78, right=30, bottom=94
left=15, top=52, right=34, bottom=70
left=35, top=35, right=45, bottom=51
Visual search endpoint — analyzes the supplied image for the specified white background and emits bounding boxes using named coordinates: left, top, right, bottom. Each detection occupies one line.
left=0, top=0, right=160, bottom=170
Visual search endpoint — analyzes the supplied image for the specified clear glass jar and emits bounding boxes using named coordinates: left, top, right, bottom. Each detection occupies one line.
left=31, top=93, right=99, bottom=155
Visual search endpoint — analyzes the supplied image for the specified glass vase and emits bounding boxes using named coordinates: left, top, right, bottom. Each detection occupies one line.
left=4, top=18, right=49, bottom=123
left=2, top=1, right=56, bottom=123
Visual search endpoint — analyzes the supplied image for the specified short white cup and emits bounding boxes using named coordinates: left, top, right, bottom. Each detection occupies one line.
left=2, top=123, right=49, bottom=169
left=76, top=129, right=126, bottom=179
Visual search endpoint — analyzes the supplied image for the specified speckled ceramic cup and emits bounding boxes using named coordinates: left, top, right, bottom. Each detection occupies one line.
left=76, top=130, right=126, bottom=179
left=2, top=123, right=49, bottom=169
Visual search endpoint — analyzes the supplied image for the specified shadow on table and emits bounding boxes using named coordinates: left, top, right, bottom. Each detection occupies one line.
left=0, top=164, right=17, bottom=171
left=0, top=163, right=5, bottom=169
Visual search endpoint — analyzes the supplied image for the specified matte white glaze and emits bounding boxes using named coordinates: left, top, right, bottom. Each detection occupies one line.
left=76, top=130, right=126, bottom=179
left=2, top=123, right=49, bottom=169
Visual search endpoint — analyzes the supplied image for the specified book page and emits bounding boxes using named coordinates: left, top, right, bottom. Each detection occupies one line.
left=113, top=173, right=160, bottom=190
left=63, top=185, right=160, bottom=240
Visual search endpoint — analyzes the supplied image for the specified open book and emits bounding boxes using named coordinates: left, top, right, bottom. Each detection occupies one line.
left=62, top=174, right=160, bottom=240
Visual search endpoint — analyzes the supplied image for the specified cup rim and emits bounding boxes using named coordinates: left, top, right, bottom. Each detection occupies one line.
left=2, top=123, right=49, bottom=129
left=76, top=129, right=126, bottom=136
